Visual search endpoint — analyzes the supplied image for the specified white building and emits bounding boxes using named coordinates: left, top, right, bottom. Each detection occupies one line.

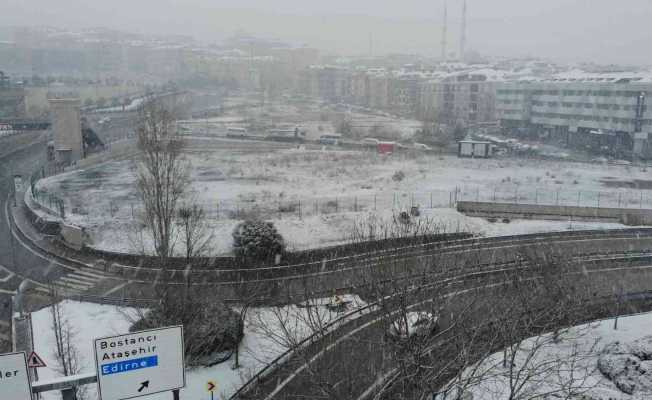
left=496, top=73, right=652, bottom=159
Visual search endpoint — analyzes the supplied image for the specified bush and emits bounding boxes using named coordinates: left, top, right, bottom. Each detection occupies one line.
left=131, top=294, right=244, bottom=366
left=392, top=170, right=406, bottom=182
left=233, top=219, right=286, bottom=262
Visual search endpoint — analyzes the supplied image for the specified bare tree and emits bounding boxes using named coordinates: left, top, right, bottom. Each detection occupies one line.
left=176, top=202, right=213, bottom=263
left=49, top=287, right=86, bottom=400
left=136, top=98, right=189, bottom=259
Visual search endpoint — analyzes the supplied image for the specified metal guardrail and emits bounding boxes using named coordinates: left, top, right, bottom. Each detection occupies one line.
left=102, top=228, right=652, bottom=285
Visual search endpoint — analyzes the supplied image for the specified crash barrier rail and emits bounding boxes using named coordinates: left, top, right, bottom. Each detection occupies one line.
left=91, top=228, right=652, bottom=284
left=75, top=232, right=473, bottom=270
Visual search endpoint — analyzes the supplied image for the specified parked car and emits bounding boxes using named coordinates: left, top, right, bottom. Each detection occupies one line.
left=320, top=134, right=342, bottom=145
left=414, top=143, right=432, bottom=151
left=387, top=312, right=438, bottom=340
left=362, top=137, right=380, bottom=147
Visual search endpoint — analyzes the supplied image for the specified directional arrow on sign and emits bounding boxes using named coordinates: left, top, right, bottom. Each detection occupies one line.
left=137, top=381, right=149, bottom=393
left=207, top=381, right=216, bottom=392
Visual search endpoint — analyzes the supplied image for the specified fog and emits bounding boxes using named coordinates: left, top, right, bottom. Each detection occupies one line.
left=4, top=0, right=652, bottom=65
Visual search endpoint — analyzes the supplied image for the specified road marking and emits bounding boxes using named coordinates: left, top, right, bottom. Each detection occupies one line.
left=102, top=282, right=129, bottom=297
left=0, top=264, right=15, bottom=283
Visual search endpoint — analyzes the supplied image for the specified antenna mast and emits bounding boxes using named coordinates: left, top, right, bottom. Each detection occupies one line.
left=460, top=0, right=467, bottom=60
left=441, top=0, right=448, bottom=62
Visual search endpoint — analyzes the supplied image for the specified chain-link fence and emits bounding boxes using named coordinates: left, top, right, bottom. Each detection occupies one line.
left=454, top=186, right=652, bottom=210
left=66, top=189, right=457, bottom=224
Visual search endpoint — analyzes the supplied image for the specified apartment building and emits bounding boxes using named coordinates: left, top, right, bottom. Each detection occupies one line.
left=430, top=72, right=497, bottom=126
left=496, top=75, right=652, bottom=158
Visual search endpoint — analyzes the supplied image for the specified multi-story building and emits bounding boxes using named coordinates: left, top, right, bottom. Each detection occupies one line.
left=496, top=75, right=652, bottom=158
left=388, top=73, right=422, bottom=116
left=366, top=72, right=390, bottom=110
left=0, top=71, right=26, bottom=118
left=418, top=80, right=439, bottom=121
left=419, top=72, right=496, bottom=125
left=298, top=66, right=349, bottom=103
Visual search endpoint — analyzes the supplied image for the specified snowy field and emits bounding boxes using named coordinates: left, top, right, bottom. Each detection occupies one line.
left=34, top=145, right=651, bottom=255
left=457, top=312, right=652, bottom=400
left=31, top=295, right=368, bottom=400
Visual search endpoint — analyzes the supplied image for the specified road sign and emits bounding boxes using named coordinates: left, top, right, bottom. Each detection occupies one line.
left=0, top=352, right=33, bottom=400
left=26, top=352, right=46, bottom=368
left=207, top=380, right=216, bottom=392
left=93, top=326, right=185, bottom=400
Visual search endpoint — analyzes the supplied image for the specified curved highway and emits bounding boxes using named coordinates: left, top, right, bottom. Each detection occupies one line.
left=231, top=236, right=652, bottom=400
left=0, top=136, right=121, bottom=351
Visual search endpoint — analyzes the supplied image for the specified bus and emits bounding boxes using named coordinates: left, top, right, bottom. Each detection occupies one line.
left=226, top=127, right=247, bottom=137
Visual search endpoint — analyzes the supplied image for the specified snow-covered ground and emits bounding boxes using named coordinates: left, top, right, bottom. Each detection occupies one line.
left=456, top=312, right=652, bottom=400
left=31, top=296, right=368, bottom=400
left=34, top=146, right=651, bottom=255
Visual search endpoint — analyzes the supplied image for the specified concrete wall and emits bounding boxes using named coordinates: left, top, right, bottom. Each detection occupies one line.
left=457, top=201, right=652, bottom=225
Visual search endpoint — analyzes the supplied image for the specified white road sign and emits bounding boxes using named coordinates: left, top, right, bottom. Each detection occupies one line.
left=0, top=352, right=33, bottom=400
left=93, top=326, right=185, bottom=400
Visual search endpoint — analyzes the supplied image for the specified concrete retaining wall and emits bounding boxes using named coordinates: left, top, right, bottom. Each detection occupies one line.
left=457, top=201, right=652, bottom=225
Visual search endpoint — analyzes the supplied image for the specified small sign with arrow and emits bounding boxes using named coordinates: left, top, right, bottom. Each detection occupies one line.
left=26, top=351, right=46, bottom=368
left=207, top=380, right=217, bottom=400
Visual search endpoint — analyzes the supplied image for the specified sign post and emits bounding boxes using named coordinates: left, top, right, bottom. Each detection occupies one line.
left=0, top=351, right=33, bottom=400
left=207, top=380, right=217, bottom=400
left=93, top=326, right=185, bottom=400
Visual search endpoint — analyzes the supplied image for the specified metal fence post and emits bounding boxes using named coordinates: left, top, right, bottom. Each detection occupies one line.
left=374, top=195, right=377, bottom=210
left=597, top=192, right=601, bottom=208
left=515, top=187, right=518, bottom=204
left=430, top=192, right=433, bottom=208
left=641, top=192, right=644, bottom=209
left=535, top=188, right=539, bottom=204
left=577, top=191, right=581, bottom=207
left=618, top=192, right=622, bottom=208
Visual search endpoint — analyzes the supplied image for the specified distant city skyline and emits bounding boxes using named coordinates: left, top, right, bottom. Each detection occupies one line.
left=3, top=0, right=652, bottom=65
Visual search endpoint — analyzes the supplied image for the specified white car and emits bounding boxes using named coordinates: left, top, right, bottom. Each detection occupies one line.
left=414, top=143, right=432, bottom=151
left=387, top=312, right=438, bottom=340
left=362, top=138, right=380, bottom=147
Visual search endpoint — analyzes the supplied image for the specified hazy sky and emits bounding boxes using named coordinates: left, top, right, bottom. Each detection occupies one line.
left=4, top=0, right=652, bottom=65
